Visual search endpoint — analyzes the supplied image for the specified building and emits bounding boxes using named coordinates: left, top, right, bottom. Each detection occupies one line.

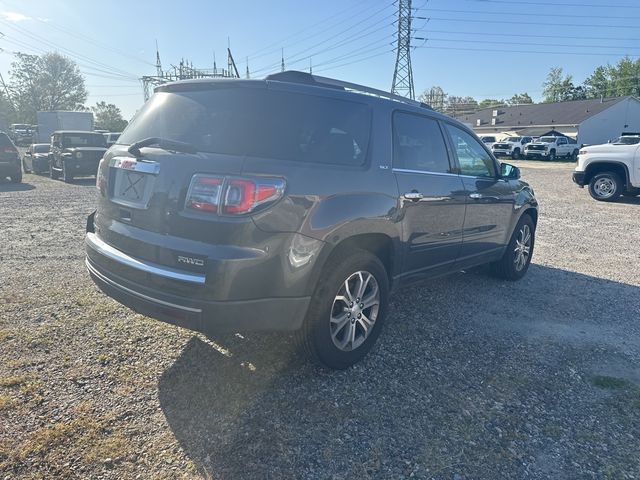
left=458, top=96, right=640, bottom=145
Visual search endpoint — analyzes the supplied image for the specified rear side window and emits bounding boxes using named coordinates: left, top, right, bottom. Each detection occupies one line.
left=0, top=133, right=14, bottom=147
left=392, top=112, right=451, bottom=173
left=118, top=88, right=371, bottom=166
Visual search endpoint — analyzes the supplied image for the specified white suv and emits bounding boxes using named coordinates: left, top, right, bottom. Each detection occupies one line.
left=525, top=136, right=579, bottom=161
left=491, top=136, right=533, bottom=160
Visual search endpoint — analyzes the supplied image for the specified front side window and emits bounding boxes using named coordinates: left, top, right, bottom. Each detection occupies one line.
left=392, top=112, right=451, bottom=173
left=445, top=124, right=496, bottom=178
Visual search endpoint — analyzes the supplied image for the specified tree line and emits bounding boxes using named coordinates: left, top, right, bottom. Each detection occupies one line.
left=0, top=52, right=128, bottom=132
left=419, top=57, right=640, bottom=115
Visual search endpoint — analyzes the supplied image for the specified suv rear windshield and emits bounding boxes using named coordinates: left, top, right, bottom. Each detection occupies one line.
left=62, top=133, right=107, bottom=148
left=118, top=87, right=371, bottom=166
left=0, top=133, right=14, bottom=147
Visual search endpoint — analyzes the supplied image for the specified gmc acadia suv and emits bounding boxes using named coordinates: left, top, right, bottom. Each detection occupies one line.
left=85, top=72, right=538, bottom=369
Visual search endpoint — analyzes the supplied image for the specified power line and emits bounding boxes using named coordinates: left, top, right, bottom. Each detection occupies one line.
left=453, top=0, right=640, bottom=8
left=422, top=16, right=640, bottom=29
left=419, top=6, right=640, bottom=20
left=417, top=28, right=640, bottom=43
left=418, top=44, right=640, bottom=57
left=424, top=37, right=640, bottom=51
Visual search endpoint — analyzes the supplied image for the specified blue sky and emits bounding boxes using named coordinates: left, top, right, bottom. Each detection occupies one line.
left=1, top=0, right=639, bottom=119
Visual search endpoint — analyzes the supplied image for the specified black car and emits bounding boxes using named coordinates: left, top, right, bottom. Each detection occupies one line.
left=0, top=132, right=22, bottom=183
left=85, top=71, right=538, bottom=369
left=49, top=131, right=108, bottom=183
left=22, top=143, right=51, bottom=174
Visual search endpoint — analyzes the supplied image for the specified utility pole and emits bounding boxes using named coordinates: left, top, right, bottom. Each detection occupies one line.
left=246, top=57, right=250, bottom=79
left=281, top=48, right=285, bottom=72
left=155, top=40, right=162, bottom=76
left=391, top=0, right=415, bottom=100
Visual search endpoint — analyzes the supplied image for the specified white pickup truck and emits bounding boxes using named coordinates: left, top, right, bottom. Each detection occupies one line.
left=524, top=136, right=579, bottom=161
left=572, top=135, right=640, bottom=201
left=491, top=136, right=533, bottom=160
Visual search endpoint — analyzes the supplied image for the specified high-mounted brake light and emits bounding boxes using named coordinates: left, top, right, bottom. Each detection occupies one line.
left=185, top=175, right=285, bottom=215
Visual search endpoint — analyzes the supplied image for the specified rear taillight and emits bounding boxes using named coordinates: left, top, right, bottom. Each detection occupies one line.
left=186, top=175, right=224, bottom=213
left=185, top=175, right=285, bottom=215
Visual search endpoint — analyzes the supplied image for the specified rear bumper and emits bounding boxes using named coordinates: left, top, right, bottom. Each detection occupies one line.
left=85, top=232, right=310, bottom=333
left=572, top=171, right=586, bottom=187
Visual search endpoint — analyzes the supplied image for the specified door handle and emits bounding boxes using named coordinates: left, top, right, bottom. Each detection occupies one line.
left=469, top=193, right=483, bottom=199
left=403, top=191, right=424, bottom=201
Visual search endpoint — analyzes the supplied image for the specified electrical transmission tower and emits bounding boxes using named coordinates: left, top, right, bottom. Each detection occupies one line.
left=391, top=0, right=415, bottom=100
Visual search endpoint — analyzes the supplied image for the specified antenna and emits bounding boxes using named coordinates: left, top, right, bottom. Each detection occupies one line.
left=391, top=0, right=415, bottom=100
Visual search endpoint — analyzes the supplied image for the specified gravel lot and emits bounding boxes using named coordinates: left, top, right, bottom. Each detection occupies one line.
left=1, top=161, right=639, bottom=479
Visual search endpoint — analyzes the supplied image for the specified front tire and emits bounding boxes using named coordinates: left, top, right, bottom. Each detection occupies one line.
left=49, top=161, right=60, bottom=180
left=511, top=148, right=521, bottom=160
left=298, top=248, right=389, bottom=369
left=490, top=214, right=535, bottom=281
left=548, top=150, right=556, bottom=161
left=62, top=160, right=74, bottom=183
left=588, top=172, right=622, bottom=202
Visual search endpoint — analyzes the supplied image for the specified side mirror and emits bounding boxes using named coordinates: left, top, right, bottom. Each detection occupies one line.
left=501, top=162, right=521, bottom=180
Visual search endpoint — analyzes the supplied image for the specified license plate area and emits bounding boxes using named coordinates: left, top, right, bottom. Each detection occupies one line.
left=109, top=157, right=159, bottom=209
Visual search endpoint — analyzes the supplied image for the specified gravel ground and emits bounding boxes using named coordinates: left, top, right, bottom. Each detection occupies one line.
left=1, top=161, right=639, bottom=479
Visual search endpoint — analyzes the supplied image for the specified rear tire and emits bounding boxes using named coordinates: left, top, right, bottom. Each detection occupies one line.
left=571, top=149, right=579, bottom=160
left=22, top=159, right=31, bottom=173
left=588, top=172, right=622, bottom=202
left=489, top=214, right=535, bottom=281
left=9, top=171, right=22, bottom=183
left=297, top=248, right=389, bottom=370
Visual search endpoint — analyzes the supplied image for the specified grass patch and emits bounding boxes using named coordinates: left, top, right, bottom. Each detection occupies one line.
left=0, top=394, right=14, bottom=411
left=592, top=375, right=629, bottom=390
left=0, top=375, right=30, bottom=388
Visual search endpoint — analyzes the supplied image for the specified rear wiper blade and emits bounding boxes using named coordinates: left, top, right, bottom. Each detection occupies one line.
left=127, top=137, right=198, bottom=157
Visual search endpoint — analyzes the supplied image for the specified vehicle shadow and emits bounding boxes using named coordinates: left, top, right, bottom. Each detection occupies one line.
left=0, top=181, right=35, bottom=192
left=157, top=265, right=640, bottom=478
left=68, top=178, right=97, bottom=187
left=617, top=195, right=640, bottom=205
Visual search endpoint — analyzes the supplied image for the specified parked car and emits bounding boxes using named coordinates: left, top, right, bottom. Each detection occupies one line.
left=572, top=137, right=640, bottom=201
left=524, top=136, right=578, bottom=160
left=85, top=71, right=538, bottom=369
left=0, top=132, right=21, bottom=183
left=49, top=131, right=108, bottom=183
left=479, top=135, right=497, bottom=149
left=104, top=132, right=121, bottom=148
left=491, top=136, right=533, bottom=160
left=22, top=143, right=51, bottom=174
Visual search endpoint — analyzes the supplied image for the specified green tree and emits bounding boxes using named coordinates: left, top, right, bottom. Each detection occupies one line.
left=91, top=101, right=128, bottom=131
left=542, top=67, right=575, bottom=102
left=9, top=52, right=87, bottom=123
left=478, top=98, right=504, bottom=109
left=584, top=65, right=613, bottom=98
left=506, top=93, right=533, bottom=105
left=445, top=95, right=478, bottom=116
left=419, top=86, right=447, bottom=113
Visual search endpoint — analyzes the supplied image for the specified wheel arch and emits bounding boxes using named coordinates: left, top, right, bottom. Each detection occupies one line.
left=584, top=161, right=629, bottom=187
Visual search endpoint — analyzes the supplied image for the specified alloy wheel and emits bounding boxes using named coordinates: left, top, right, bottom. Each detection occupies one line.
left=513, top=224, right=532, bottom=272
left=329, top=271, right=380, bottom=352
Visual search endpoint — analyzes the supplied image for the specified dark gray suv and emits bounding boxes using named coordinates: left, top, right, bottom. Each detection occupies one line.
left=85, top=71, right=538, bottom=369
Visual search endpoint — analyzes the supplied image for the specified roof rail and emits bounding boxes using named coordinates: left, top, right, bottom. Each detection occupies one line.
left=266, top=71, right=431, bottom=110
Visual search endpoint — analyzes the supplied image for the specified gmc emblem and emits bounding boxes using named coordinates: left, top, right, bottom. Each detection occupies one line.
left=177, top=255, right=205, bottom=267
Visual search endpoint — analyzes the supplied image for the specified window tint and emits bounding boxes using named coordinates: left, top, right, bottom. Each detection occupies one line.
left=393, top=113, right=451, bottom=173
left=445, top=124, right=496, bottom=178
left=118, top=88, right=371, bottom=166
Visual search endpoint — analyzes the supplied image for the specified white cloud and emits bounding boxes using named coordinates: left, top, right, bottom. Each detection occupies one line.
left=1, top=11, right=31, bottom=22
